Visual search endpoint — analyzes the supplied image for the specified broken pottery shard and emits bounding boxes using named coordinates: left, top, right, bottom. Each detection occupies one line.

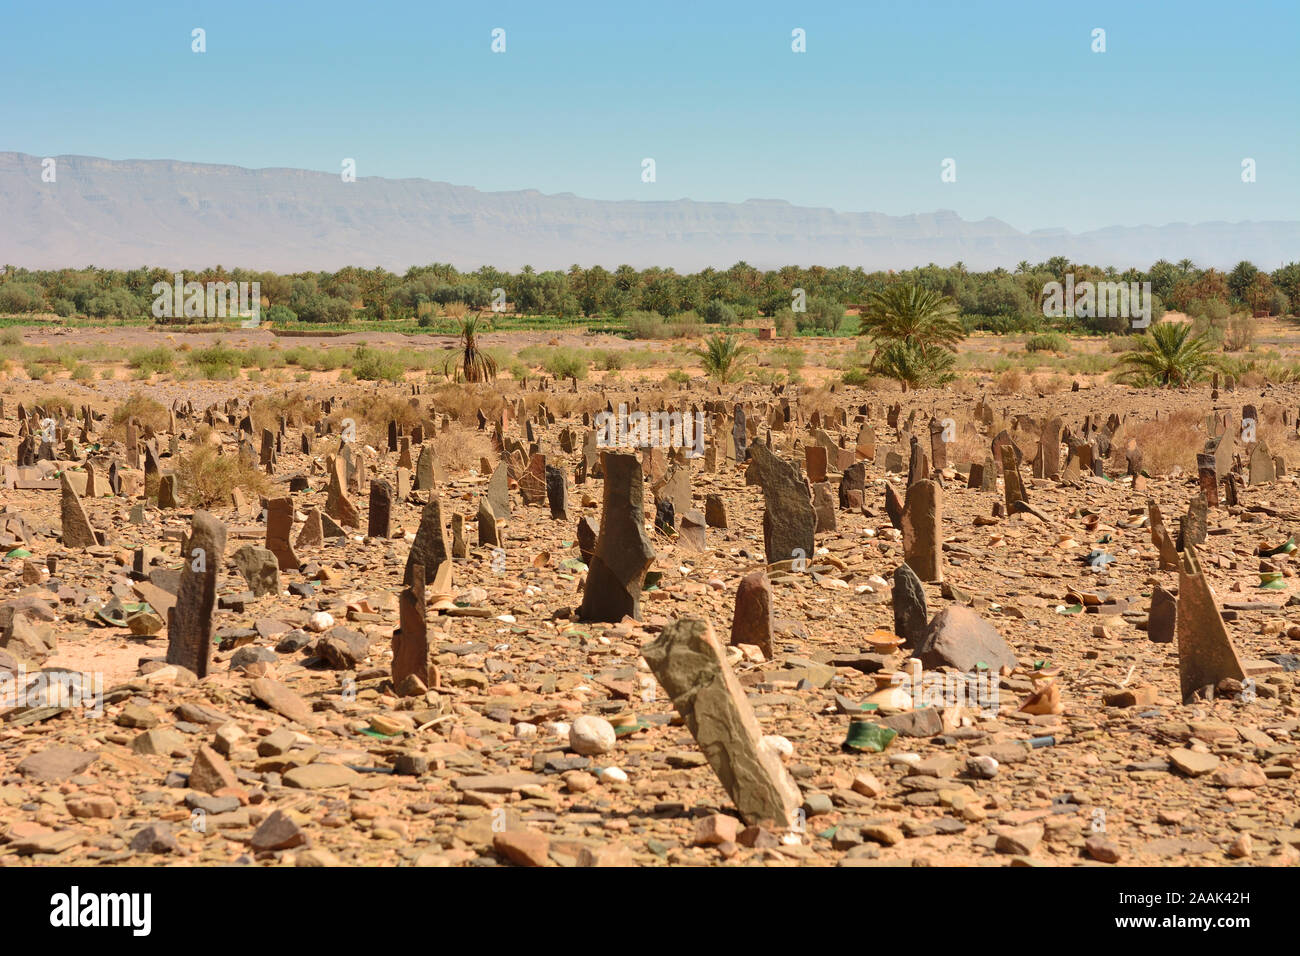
left=393, top=568, right=429, bottom=689
left=368, top=478, right=393, bottom=539
left=404, top=495, right=453, bottom=593
left=747, top=443, right=815, bottom=566
left=1176, top=544, right=1245, bottom=703
left=730, top=571, right=773, bottom=659
left=578, top=451, right=656, bottom=622
left=642, top=618, right=800, bottom=828
left=915, top=606, right=1017, bottom=674
left=266, top=496, right=300, bottom=570
left=166, top=510, right=228, bottom=679
left=60, top=472, right=98, bottom=548
left=892, top=563, right=928, bottom=648
left=901, top=478, right=942, bottom=583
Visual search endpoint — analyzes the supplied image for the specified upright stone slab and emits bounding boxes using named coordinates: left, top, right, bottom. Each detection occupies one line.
left=538, top=465, right=567, bottom=521
left=746, top=443, right=815, bottom=567
left=578, top=452, right=656, bottom=622
left=326, top=457, right=359, bottom=528
left=1196, top=452, right=1219, bottom=507
left=520, top=454, right=548, bottom=505
left=368, top=479, right=393, bottom=539
left=1000, top=444, right=1026, bottom=512
left=265, top=497, right=300, bottom=571
left=1176, top=545, right=1245, bottom=702
left=1249, top=442, right=1275, bottom=485
left=1040, top=417, right=1063, bottom=479
left=1180, top=494, right=1208, bottom=550
left=157, top=474, right=179, bottom=508
left=450, top=512, right=468, bottom=559
left=642, top=618, right=800, bottom=828
left=414, top=445, right=436, bottom=491
left=732, top=405, right=748, bottom=462
left=839, top=461, right=866, bottom=510
left=892, top=563, right=928, bottom=648
left=704, top=493, right=728, bottom=528
left=393, top=569, right=429, bottom=690
left=233, top=545, right=279, bottom=598
left=60, top=473, right=98, bottom=548
left=405, top=496, right=453, bottom=593
left=167, top=510, right=227, bottom=679
left=811, top=482, right=836, bottom=534
left=576, top=515, right=599, bottom=566
left=884, top=482, right=905, bottom=531
left=295, top=507, right=323, bottom=550
left=805, top=445, right=828, bottom=484
left=1148, top=585, right=1177, bottom=644
left=486, top=462, right=510, bottom=516
left=478, top=497, right=501, bottom=547
left=901, top=479, right=942, bottom=582
left=929, top=418, right=948, bottom=470
left=730, top=571, right=773, bottom=658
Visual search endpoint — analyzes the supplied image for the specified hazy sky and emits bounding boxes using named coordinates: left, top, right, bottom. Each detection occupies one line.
left=3, top=0, right=1295, bottom=233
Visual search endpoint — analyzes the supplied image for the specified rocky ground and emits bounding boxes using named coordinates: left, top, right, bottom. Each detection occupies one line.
left=3, top=364, right=1300, bottom=868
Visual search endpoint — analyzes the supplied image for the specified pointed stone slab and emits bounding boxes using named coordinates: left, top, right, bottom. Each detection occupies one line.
left=642, top=618, right=800, bottom=828
left=326, top=456, right=358, bottom=528
left=166, top=510, right=227, bottom=679
left=1177, top=544, right=1245, bottom=703
left=893, top=563, right=928, bottom=648
left=404, top=496, right=453, bottom=593
left=60, top=472, right=99, bottom=548
left=295, top=507, right=324, bottom=549
left=730, top=571, right=773, bottom=659
left=393, top=568, right=429, bottom=689
left=477, top=497, right=501, bottom=547
left=1000, top=444, right=1026, bottom=512
left=486, top=462, right=510, bottom=517
left=578, top=451, right=656, bottom=622
left=746, top=443, right=815, bottom=566
left=368, top=479, right=393, bottom=539
left=902, top=479, right=942, bottom=583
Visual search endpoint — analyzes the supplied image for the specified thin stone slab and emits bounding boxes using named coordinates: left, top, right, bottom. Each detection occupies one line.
left=266, top=496, right=300, bottom=570
left=295, top=507, right=323, bottom=550
left=578, top=451, right=656, bottom=622
left=166, top=510, right=227, bottom=679
left=746, top=443, right=815, bottom=566
left=326, top=456, right=359, bottom=528
left=368, top=479, right=393, bottom=539
left=730, top=571, right=773, bottom=659
left=642, top=618, right=800, bottom=828
left=486, top=462, right=510, bottom=516
left=893, top=563, right=928, bottom=648
left=393, top=567, right=428, bottom=689
left=478, top=497, right=501, bottom=547
left=405, top=496, right=453, bottom=593
left=1177, top=544, right=1246, bottom=703
left=59, top=472, right=98, bottom=548
left=1149, top=585, right=1177, bottom=644
left=902, top=479, right=942, bottom=583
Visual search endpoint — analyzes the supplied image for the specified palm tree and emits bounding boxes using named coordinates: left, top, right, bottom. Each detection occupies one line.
left=457, top=315, right=496, bottom=383
left=692, top=332, right=750, bottom=383
left=1177, top=258, right=1195, bottom=275
left=1118, top=321, right=1213, bottom=387
left=857, top=284, right=964, bottom=352
left=873, top=340, right=957, bottom=392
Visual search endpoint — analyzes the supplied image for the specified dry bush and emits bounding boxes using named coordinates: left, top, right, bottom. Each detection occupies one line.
left=327, top=391, right=424, bottom=447
left=251, top=389, right=323, bottom=435
left=993, top=369, right=1025, bottom=395
left=1106, top=407, right=1204, bottom=475
left=1223, top=314, right=1257, bottom=352
left=1033, top=373, right=1071, bottom=395
left=431, top=423, right=494, bottom=473
left=428, top=382, right=506, bottom=423
left=109, top=392, right=169, bottom=438
left=799, top=385, right=841, bottom=424
left=175, top=443, right=270, bottom=507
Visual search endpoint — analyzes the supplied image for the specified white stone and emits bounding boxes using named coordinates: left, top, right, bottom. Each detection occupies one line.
left=597, top=766, right=627, bottom=783
left=307, top=611, right=334, bottom=632
left=514, top=722, right=538, bottom=739
left=760, top=734, right=794, bottom=760
left=569, top=715, right=616, bottom=755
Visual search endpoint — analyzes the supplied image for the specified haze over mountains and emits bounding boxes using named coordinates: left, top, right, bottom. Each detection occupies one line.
left=2, top=151, right=1296, bottom=273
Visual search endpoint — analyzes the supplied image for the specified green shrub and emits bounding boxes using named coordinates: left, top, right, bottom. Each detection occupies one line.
left=351, top=346, right=405, bottom=382
left=542, top=348, right=589, bottom=380
left=626, top=311, right=666, bottom=340
left=1025, top=332, right=1069, bottom=353
left=130, top=345, right=175, bottom=376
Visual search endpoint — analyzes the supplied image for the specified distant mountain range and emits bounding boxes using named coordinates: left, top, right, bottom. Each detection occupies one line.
left=1, top=151, right=1296, bottom=272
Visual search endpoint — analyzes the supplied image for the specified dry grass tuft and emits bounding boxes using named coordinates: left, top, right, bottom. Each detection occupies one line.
left=174, top=443, right=270, bottom=507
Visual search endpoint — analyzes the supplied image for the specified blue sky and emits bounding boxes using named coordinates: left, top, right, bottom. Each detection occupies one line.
left=2, top=0, right=1295, bottom=233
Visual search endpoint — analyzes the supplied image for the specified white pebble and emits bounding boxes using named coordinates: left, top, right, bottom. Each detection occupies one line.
left=541, top=721, right=570, bottom=738
left=307, top=611, right=334, bottom=632
left=597, top=766, right=628, bottom=783
left=890, top=753, right=922, bottom=769
left=760, top=734, right=794, bottom=759
left=514, top=722, right=538, bottom=739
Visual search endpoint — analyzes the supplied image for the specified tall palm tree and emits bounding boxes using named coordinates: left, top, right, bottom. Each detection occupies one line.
left=1118, top=321, right=1213, bottom=387
left=458, top=316, right=496, bottom=383
left=1177, top=258, right=1195, bottom=275
left=857, top=284, right=964, bottom=352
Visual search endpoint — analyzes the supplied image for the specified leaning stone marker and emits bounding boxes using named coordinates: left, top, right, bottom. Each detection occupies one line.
left=892, top=563, right=928, bottom=648
left=393, top=567, right=429, bottom=690
left=166, top=510, right=227, bottom=679
left=642, top=618, right=800, bottom=828
left=1176, top=544, right=1245, bottom=703
left=578, top=451, right=656, bottom=622
left=266, top=496, right=300, bottom=571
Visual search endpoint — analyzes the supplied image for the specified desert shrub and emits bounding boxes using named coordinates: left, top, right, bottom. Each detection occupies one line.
left=71, top=363, right=94, bottom=382
left=542, top=348, right=589, bottom=380
left=1223, top=313, right=1257, bottom=351
left=431, top=423, right=494, bottom=473
left=1025, top=332, right=1068, bottom=353
left=0, top=328, right=22, bottom=346
left=772, top=347, right=806, bottom=372
left=130, top=346, right=175, bottom=376
left=625, top=311, right=666, bottom=340
left=51, top=299, right=75, bottom=317
left=175, top=443, right=270, bottom=507
left=664, top=369, right=690, bottom=385
left=598, top=349, right=626, bottom=371
left=187, top=341, right=242, bottom=379
left=668, top=312, right=703, bottom=338
left=351, top=346, right=405, bottom=382
left=264, top=304, right=296, bottom=324
left=842, top=367, right=875, bottom=387
left=775, top=310, right=797, bottom=339
left=994, top=368, right=1025, bottom=394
